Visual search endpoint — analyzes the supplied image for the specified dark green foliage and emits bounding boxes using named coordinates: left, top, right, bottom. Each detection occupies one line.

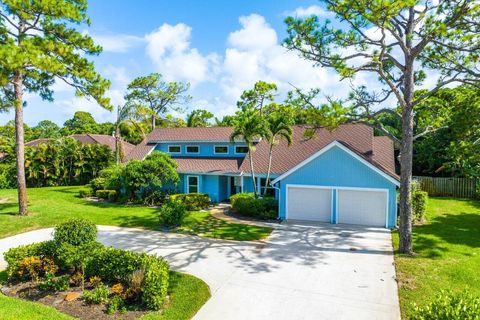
left=412, top=191, right=428, bottom=222
left=159, top=201, right=187, bottom=227
left=170, top=193, right=211, bottom=210
left=82, top=283, right=110, bottom=305
left=94, top=151, right=179, bottom=204
left=86, top=247, right=142, bottom=282
left=53, top=218, right=97, bottom=246
left=95, top=189, right=117, bottom=201
left=24, top=138, right=114, bottom=187
left=142, top=189, right=169, bottom=206
left=412, top=290, right=480, bottom=320
left=230, top=193, right=278, bottom=220
left=3, top=241, right=57, bottom=279
left=39, top=272, right=70, bottom=292
left=107, top=295, right=126, bottom=315
left=0, top=163, right=16, bottom=189
left=140, top=253, right=170, bottom=310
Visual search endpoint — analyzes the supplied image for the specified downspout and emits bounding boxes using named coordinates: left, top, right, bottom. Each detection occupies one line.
left=270, top=181, right=282, bottom=222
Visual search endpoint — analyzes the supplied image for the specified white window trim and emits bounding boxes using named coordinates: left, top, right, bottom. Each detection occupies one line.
left=185, top=145, right=200, bottom=154
left=214, top=145, right=229, bottom=155
left=234, top=145, right=249, bottom=154
left=186, top=175, right=200, bottom=193
left=168, top=145, right=181, bottom=154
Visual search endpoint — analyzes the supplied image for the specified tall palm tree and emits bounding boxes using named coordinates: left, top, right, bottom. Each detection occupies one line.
left=230, top=109, right=267, bottom=196
left=115, top=104, right=144, bottom=164
left=263, top=105, right=294, bottom=196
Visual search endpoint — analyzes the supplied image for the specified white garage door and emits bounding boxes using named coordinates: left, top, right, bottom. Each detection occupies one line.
left=337, top=189, right=387, bottom=227
left=287, top=186, right=332, bottom=222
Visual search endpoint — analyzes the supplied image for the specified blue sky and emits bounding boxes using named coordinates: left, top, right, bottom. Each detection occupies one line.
left=3, top=0, right=354, bottom=126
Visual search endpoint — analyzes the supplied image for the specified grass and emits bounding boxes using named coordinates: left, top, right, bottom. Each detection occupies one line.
left=393, top=197, right=480, bottom=318
left=0, top=270, right=210, bottom=320
left=178, top=211, right=272, bottom=241
left=0, top=186, right=272, bottom=241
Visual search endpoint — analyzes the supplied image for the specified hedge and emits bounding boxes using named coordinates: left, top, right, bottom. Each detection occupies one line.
left=230, top=193, right=278, bottom=220
left=95, top=189, right=118, bottom=201
left=170, top=193, right=210, bottom=210
left=3, top=241, right=57, bottom=279
left=53, top=218, right=97, bottom=246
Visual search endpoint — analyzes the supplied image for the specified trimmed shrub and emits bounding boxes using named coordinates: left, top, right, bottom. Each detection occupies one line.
left=95, top=189, right=117, bottom=201
left=230, top=193, right=278, bottom=220
left=412, top=190, right=428, bottom=222
left=86, top=247, right=170, bottom=310
left=412, top=290, right=480, bottom=320
left=79, top=188, right=93, bottom=198
left=53, top=218, right=97, bottom=246
left=4, top=241, right=57, bottom=279
left=170, top=193, right=211, bottom=210
left=159, top=200, right=187, bottom=227
left=39, top=272, right=70, bottom=292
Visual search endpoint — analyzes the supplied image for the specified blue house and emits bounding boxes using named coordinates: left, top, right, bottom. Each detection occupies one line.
left=127, top=124, right=399, bottom=228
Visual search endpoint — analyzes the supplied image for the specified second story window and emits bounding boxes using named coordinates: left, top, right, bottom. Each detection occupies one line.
left=235, top=146, right=249, bottom=154
left=186, top=145, right=200, bottom=154
left=214, top=146, right=229, bottom=154
left=168, top=145, right=181, bottom=153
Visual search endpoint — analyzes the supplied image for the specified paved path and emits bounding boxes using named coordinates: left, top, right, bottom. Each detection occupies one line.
left=0, top=224, right=400, bottom=320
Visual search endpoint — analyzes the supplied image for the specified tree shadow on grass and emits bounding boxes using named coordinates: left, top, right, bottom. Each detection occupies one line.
left=0, top=202, right=18, bottom=215
left=405, top=212, right=480, bottom=258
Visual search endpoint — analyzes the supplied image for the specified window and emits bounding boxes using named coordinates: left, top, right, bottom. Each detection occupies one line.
left=187, top=176, right=199, bottom=193
left=235, top=146, right=249, bottom=154
left=260, top=178, right=275, bottom=197
left=186, top=145, right=199, bottom=154
left=214, top=145, right=229, bottom=154
left=168, top=145, right=181, bottom=153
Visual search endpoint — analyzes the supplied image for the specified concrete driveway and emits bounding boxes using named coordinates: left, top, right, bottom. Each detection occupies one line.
left=0, top=223, right=400, bottom=320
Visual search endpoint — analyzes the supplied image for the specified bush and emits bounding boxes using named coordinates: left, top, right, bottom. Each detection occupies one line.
left=95, top=189, right=117, bottom=201
left=412, top=290, right=480, bottom=320
left=4, top=241, right=57, bottom=279
left=230, top=193, right=278, bottom=219
left=79, top=188, right=93, bottom=198
left=16, top=256, right=58, bottom=282
left=107, top=295, right=126, bottom=315
left=142, top=189, right=168, bottom=206
left=170, top=193, right=211, bottom=210
left=412, top=181, right=428, bottom=222
left=53, top=218, right=97, bottom=246
left=86, top=247, right=170, bottom=310
left=83, top=283, right=110, bottom=305
left=57, top=242, right=103, bottom=288
left=39, top=272, right=70, bottom=292
left=159, top=200, right=187, bottom=227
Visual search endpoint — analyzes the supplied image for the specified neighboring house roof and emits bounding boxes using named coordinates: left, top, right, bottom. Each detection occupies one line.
left=26, top=134, right=135, bottom=156
left=126, top=124, right=399, bottom=181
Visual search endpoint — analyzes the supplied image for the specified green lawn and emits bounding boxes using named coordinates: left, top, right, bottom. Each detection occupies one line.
left=393, top=197, right=480, bottom=318
left=0, top=186, right=272, bottom=241
left=0, top=270, right=210, bottom=320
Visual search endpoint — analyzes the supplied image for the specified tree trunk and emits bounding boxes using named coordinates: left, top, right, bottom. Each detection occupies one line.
left=115, top=125, right=121, bottom=164
left=151, top=115, right=156, bottom=130
left=264, top=143, right=274, bottom=196
left=14, top=70, right=28, bottom=216
left=248, top=147, right=258, bottom=196
left=398, top=56, right=415, bottom=254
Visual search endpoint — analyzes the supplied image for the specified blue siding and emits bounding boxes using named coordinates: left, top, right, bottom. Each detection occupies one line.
left=155, top=142, right=248, bottom=158
left=218, top=176, right=229, bottom=201
left=278, top=145, right=398, bottom=228
left=202, top=175, right=220, bottom=202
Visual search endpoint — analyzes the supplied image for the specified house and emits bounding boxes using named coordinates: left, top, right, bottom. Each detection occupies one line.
left=127, top=124, right=399, bottom=228
left=26, top=134, right=135, bottom=156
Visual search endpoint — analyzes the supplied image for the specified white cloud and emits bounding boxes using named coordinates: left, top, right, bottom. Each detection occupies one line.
left=145, top=23, right=219, bottom=86
left=285, top=5, right=333, bottom=18
left=227, top=14, right=277, bottom=51
left=92, top=34, right=144, bottom=53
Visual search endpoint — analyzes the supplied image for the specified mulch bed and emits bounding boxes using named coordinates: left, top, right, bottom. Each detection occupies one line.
left=1, top=281, right=149, bottom=320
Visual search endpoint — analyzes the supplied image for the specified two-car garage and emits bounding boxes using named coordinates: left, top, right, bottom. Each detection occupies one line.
left=286, top=185, right=388, bottom=227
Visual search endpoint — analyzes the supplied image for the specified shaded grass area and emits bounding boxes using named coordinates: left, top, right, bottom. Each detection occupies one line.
left=0, top=186, right=272, bottom=241
left=393, top=197, right=480, bottom=318
left=178, top=211, right=272, bottom=241
left=0, top=271, right=210, bottom=320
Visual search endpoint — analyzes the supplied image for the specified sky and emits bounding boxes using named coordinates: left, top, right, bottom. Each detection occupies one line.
left=2, top=0, right=360, bottom=126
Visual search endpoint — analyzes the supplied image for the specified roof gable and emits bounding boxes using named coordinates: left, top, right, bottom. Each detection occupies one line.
left=271, top=141, right=400, bottom=186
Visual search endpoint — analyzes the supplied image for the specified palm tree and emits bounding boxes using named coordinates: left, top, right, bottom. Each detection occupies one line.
left=115, top=104, right=144, bottom=164
left=230, top=109, right=267, bottom=196
left=263, top=105, right=294, bottom=196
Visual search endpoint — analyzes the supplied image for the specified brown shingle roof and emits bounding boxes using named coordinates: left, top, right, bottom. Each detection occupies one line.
left=25, top=138, right=52, bottom=147
left=126, top=124, right=398, bottom=181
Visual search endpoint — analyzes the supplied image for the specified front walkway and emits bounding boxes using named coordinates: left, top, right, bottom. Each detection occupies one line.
left=0, top=224, right=400, bottom=320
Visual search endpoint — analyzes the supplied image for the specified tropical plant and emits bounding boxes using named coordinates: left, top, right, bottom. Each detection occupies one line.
left=0, top=0, right=111, bottom=215
left=124, top=73, right=191, bottom=129
left=284, top=0, right=480, bottom=254
left=114, top=104, right=144, bottom=163
left=186, top=109, right=214, bottom=127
